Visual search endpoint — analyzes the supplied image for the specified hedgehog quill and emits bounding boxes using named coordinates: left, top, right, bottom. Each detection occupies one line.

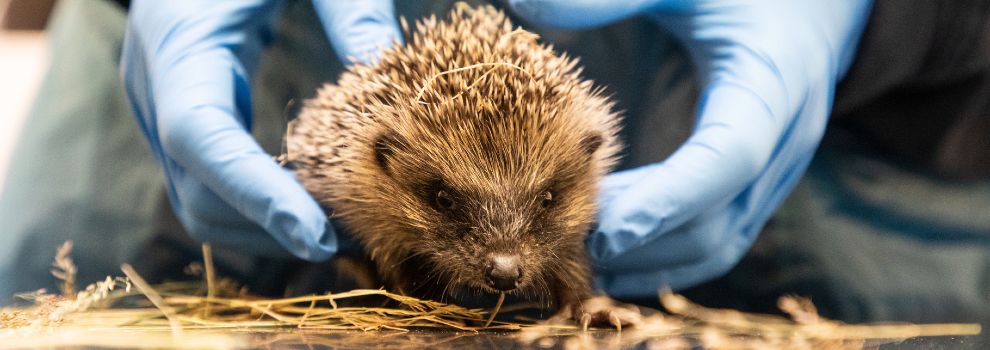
left=285, top=5, right=638, bottom=328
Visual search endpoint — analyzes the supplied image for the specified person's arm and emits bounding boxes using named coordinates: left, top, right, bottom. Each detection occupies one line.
left=121, top=0, right=400, bottom=260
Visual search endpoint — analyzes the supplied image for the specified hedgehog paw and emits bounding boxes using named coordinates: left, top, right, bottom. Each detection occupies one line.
left=550, top=295, right=642, bottom=331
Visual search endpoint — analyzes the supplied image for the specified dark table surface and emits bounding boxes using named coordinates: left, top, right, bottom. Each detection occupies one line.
left=201, top=329, right=990, bottom=349
left=3, top=328, right=985, bottom=349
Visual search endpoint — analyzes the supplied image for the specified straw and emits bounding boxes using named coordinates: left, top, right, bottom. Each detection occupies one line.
left=483, top=292, right=505, bottom=327
left=0, top=242, right=982, bottom=350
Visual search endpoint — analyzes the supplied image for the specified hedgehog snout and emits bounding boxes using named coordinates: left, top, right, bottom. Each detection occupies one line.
left=484, top=254, right=523, bottom=291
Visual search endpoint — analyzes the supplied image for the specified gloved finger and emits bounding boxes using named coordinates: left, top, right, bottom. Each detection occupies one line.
left=123, top=0, right=278, bottom=156
left=591, top=198, right=735, bottom=271
left=164, top=161, right=292, bottom=258
left=596, top=226, right=752, bottom=297
left=506, top=0, right=669, bottom=29
left=154, top=48, right=336, bottom=261
left=597, top=165, right=653, bottom=213
left=593, top=199, right=756, bottom=298
left=312, top=0, right=401, bottom=64
left=592, top=65, right=793, bottom=262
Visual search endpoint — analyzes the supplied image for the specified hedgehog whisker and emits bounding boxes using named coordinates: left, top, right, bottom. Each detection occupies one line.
left=387, top=250, right=428, bottom=271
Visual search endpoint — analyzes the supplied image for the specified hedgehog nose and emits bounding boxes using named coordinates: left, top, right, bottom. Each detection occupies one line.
left=485, top=254, right=522, bottom=291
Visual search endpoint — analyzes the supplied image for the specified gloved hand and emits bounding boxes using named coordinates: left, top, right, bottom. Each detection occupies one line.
left=508, top=0, right=873, bottom=296
left=121, top=1, right=400, bottom=260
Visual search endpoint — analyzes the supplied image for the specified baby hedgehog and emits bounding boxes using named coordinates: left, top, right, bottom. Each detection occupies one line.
left=286, top=5, right=639, bottom=328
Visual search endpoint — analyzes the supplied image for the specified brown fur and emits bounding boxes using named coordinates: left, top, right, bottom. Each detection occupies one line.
left=286, top=5, right=622, bottom=312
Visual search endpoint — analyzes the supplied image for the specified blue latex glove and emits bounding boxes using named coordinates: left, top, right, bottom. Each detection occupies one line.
left=121, top=1, right=400, bottom=260
left=508, top=0, right=873, bottom=297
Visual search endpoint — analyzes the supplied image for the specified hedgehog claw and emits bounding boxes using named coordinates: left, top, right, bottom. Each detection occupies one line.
left=609, top=312, right=623, bottom=332
left=580, top=312, right=592, bottom=331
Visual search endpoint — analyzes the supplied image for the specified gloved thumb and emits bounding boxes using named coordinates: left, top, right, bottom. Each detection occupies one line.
left=313, top=0, right=402, bottom=64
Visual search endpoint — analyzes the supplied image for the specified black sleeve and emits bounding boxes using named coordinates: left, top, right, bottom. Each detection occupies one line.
left=831, top=0, right=990, bottom=178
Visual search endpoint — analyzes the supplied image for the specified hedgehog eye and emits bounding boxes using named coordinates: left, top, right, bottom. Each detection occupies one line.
left=540, top=191, right=554, bottom=208
left=435, top=190, right=455, bottom=210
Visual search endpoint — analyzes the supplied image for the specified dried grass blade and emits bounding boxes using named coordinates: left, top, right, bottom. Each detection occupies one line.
left=201, top=243, right=216, bottom=317
left=120, top=264, right=183, bottom=336
left=484, top=292, right=506, bottom=327
left=414, top=62, right=531, bottom=104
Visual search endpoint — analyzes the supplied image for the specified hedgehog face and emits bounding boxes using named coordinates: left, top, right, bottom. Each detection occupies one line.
left=370, top=107, right=611, bottom=298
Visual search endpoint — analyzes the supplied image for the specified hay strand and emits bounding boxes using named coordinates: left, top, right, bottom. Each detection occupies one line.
left=50, top=241, right=76, bottom=298
left=121, top=264, right=183, bottom=336
left=201, top=243, right=216, bottom=317
left=413, top=62, right=531, bottom=104
left=1, top=243, right=982, bottom=350
left=483, top=292, right=505, bottom=327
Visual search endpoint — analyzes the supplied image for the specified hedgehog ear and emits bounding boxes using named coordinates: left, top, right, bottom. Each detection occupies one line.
left=580, top=133, right=604, bottom=156
left=374, top=132, right=403, bottom=174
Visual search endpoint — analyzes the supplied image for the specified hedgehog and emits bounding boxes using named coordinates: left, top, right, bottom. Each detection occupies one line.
left=285, top=5, right=639, bottom=328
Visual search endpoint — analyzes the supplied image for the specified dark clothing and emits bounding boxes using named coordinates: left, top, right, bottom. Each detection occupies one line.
left=834, top=0, right=990, bottom=178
